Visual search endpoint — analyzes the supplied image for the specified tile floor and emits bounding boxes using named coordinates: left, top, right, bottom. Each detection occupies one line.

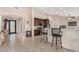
left=0, top=34, right=74, bottom=52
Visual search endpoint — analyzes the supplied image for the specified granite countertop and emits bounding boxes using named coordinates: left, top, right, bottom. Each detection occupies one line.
left=62, top=28, right=79, bottom=31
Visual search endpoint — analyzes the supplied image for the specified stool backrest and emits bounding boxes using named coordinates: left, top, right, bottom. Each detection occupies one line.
left=41, top=28, right=48, bottom=35
left=51, top=28, right=61, bottom=35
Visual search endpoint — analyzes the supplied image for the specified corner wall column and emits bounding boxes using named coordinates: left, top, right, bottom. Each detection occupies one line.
left=32, top=8, right=34, bottom=39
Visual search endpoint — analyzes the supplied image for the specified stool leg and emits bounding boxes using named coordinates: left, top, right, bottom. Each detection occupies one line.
left=46, top=34, right=48, bottom=43
left=40, top=34, right=42, bottom=42
left=43, top=35, right=44, bottom=41
left=51, top=36, right=54, bottom=46
left=60, top=37, right=62, bottom=48
left=56, top=37, right=58, bottom=49
left=45, top=35, right=47, bottom=44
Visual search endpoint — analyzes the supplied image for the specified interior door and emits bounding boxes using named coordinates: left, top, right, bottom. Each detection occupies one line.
left=9, top=20, right=16, bottom=34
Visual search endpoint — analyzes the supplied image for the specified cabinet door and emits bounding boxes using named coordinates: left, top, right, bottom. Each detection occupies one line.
left=34, top=18, right=40, bottom=26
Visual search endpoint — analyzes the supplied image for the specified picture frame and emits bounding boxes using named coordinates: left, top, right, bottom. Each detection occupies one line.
left=68, top=21, right=77, bottom=26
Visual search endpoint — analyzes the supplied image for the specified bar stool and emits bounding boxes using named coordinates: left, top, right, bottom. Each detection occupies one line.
left=51, top=28, right=62, bottom=49
left=40, top=28, right=48, bottom=43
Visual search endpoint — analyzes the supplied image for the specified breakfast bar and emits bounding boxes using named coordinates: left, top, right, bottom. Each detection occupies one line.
left=47, top=28, right=79, bottom=51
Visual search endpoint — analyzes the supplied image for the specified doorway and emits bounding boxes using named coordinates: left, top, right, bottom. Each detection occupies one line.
left=9, top=20, right=16, bottom=34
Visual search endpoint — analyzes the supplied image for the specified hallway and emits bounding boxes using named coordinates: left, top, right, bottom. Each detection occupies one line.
left=0, top=34, right=73, bottom=52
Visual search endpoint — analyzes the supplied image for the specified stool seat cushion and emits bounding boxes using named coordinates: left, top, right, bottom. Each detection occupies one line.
left=42, top=32, right=48, bottom=34
left=52, top=34, right=62, bottom=37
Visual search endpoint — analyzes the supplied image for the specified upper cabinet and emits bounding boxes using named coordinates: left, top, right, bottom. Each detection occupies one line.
left=34, top=18, right=49, bottom=27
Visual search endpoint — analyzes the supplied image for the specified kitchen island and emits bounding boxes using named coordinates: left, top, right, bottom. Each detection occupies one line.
left=47, top=28, right=79, bottom=51
left=62, top=29, right=79, bottom=51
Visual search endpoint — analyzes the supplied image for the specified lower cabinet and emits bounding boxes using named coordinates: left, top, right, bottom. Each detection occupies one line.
left=34, top=30, right=40, bottom=36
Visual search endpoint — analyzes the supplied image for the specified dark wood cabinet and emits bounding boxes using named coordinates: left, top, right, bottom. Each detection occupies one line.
left=34, top=18, right=43, bottom=26
left=34, top=18, right=49, bottom=36
left=34, top=30, right=40, bottom=36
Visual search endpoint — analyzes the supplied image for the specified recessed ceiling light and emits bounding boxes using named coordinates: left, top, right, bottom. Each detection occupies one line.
left=64, top=11, right=67, bottom=13
left=68, top=17, right=71, bottom=19
left=69, top=13, right=72, bottom=15
left=60, top=8, right=63, bottom=10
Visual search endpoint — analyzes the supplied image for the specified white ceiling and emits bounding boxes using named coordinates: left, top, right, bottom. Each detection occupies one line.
left=2, top=15, right=22, bottom=20
left=34, top=7, right=79, bottom=16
